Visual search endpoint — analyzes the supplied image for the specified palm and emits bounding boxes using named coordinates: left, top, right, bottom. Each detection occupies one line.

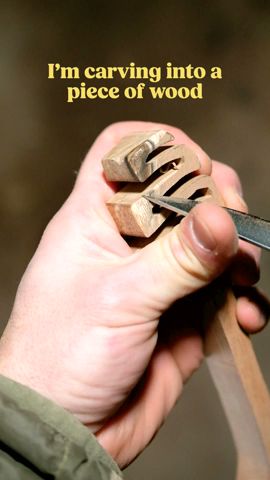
left=66, top=174, right=203, bottom=467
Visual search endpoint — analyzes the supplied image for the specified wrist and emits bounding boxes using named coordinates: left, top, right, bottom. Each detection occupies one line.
left=0, top=327, right=52, bottom=405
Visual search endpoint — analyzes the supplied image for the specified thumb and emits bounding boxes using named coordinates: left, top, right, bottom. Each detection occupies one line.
left=131, top=202, right=238, bottom=310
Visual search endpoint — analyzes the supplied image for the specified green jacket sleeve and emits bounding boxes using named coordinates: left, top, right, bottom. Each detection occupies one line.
left=0, top=375, right=123, bottom=479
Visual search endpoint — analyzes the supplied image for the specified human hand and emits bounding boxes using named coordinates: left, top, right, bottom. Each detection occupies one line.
left=0, top=122, right=267, bottom=468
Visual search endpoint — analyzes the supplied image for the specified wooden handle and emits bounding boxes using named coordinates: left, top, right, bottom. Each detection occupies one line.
left=205, top=285, right=270, bottom=479
left=103, top=130, right=270, bottom=479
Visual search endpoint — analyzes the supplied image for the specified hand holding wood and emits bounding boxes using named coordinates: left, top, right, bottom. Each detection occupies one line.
left=0, top=123, right=267, bottom=474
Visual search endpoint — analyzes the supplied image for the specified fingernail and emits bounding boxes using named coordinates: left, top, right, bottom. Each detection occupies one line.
left=235, top=192, right=248, bottom=211
left=235, top=182, right=244, bottom=198
left=186, top=212, right=217, bottom=252
left=224, top=187, right=248, bottom=212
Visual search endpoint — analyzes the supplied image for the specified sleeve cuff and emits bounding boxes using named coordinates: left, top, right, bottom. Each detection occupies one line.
left=0, top=374, right=123, bottom=479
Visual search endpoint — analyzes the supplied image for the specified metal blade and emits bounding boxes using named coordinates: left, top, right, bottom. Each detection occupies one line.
left=144, top=195, right=197, bottom=216
left=144, top=194, right=270, bottom=252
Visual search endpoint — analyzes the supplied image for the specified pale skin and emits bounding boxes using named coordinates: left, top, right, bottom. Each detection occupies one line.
left=0, top=122, right=268, bottom=468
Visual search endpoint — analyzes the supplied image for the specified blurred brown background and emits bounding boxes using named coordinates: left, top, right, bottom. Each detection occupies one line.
left=1, top=1, right=270, bottom=478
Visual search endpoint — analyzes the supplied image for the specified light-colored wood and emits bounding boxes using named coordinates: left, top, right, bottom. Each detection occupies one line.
left=103, top=131, right=270, bottom=479
left=107, top=144, right=202, bottom=236
left=102, top=129, right=174, bottom=182
left=205, top=288, right=270, bottom=479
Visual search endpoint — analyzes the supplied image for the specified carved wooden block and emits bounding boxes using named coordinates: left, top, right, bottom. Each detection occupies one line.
left=106, top=139, right=222, bottom=236
left=102, top=129, right=174, bottom=182
left=103, top=130, right=270, bottom=479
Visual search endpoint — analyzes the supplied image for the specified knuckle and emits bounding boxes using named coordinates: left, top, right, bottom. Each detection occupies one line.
left=100, top=122, right=121, bottom=142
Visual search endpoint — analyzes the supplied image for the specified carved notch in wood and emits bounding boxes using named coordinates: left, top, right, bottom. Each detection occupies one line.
left=102, top=129, right=174, bottom=182
left=105, top=134, right=221, bottom=237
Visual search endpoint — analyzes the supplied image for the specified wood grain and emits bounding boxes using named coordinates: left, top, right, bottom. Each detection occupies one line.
left=102, top=129, right=174, bottom=182
left=205, top=287, right=270, bottom=479
left=107, top=143, right=202, bottom=236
